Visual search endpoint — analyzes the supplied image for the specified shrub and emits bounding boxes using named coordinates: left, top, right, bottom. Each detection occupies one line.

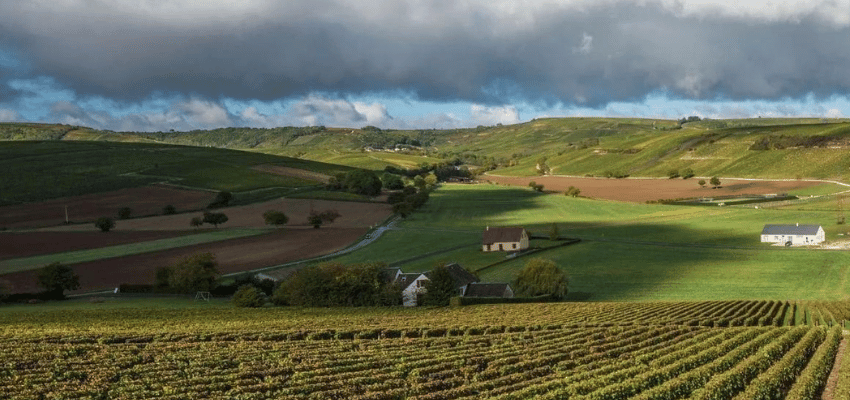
left=162, top=205, right=177, bottom=215
left=167, top=252, right=220, bottom=294
left=263, top=210, right=288, bottom=227
left=207, top=191, right=232, bottom=208
left=232, top=285, right=266, bottom=308
left=94, top=217, right=115, bottom=232
left=117, top=207, right=132, bottom=219
left=37, top=262, right=80, bottom=299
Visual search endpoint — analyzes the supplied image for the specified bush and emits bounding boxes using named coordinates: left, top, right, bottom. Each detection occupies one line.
left=263, top=210, right=289, bottom=227
left=94, top=217, right=115, bottom=232
left=190, top=216, right=203, bottom=228
left=513, top=258, right=568, bottom=299
left=232, top=285, right=267, bottom=308
left=565, top=186, right=581, bottom=197
left=118, top=207, right=132, bottom=219
left=202, top=212, right=228, bottom=228
left=162, top=205, right=177, bottom=215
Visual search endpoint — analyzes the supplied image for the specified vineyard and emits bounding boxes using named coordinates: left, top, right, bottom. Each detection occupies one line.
left=1, top=300, right=847, bottom=399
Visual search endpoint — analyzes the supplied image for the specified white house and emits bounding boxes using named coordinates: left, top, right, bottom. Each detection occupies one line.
left=482, top=227, right=530, bottom=252
left=761, top=224, right=825, bottom=246
left=394, top=263, right=480, bottom=307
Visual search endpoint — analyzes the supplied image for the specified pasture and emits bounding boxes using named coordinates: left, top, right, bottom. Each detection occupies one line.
left=333, top=183, right=850, bottom=301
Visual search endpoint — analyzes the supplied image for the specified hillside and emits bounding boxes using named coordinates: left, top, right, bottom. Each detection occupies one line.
left=0, top=140, right=354, bottom=206
left=5, top=118, right=850, bottom=180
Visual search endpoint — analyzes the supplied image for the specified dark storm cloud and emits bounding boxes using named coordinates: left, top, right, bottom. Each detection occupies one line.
left=1, top=1, right=849, bottom=107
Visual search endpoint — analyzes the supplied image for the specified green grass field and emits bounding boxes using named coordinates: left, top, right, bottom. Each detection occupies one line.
left=332, top=184, right=850, bottom=301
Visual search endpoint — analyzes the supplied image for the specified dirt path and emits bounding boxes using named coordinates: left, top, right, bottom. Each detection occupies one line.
left=821, top=336, right=846, bottom=400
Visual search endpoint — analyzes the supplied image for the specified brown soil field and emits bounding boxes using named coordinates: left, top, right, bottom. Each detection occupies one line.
left=0, top=231, right=195, bottom=261
left=483, top=175, right=823, bottom=203
left=1, top=227, right=368, bottom=294
left=252, top=164, right=332, bottom=183
left=36, top=198, right=393, bottom=232
left=0, top=185, right=215, bottom=229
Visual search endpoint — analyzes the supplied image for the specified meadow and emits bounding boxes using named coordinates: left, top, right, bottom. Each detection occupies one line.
left=333, top=183, right=850, bottom=301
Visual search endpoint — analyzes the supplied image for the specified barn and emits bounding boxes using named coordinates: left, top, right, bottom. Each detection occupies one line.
left=760, top=224, right=825, bottom=246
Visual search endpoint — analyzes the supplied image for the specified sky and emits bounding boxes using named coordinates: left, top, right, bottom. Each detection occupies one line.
left=1, top=0, right=850, bottom=132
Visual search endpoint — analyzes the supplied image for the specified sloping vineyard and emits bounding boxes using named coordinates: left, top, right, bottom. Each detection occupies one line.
left=0, top=300, right=843, bottom=399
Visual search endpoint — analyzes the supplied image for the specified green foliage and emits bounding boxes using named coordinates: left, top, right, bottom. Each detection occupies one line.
left=549, top=223, right=560, bottom=241
left=784, top=326, right=841, bottom=400
left=528, top=181, right=544, bottom=192
left=94, top=217, right=115, bottom=232
left=0, top=278, right=11, bottom=301
left=513, top=258, right=568, bottom=299
left=263, top=210, right=289, bottom=227
left=154, top=266, right=173, bottom=292
left=422, top=264, right=458, bottom=306
left=334, top=169, right=383, bottom=196
left=202, top=212, right=228, bottom=228
left=307, top=209, right=340, bottom=228
left=207, top=191, right=233, bottom=208
left=565, top=186, right=581, bottom=197
left=167, top=253, right=220, bottom=294
left=162, top=205, right=177, bottom=215
left=681, top=168, right=695, bottom=179
left=232, top=285, right=267, bottom=308
left=710, top=176, right=721, bottom=187
left=190, top=216, right=204, bottom=228
left=36, top=262, right=80, bottom=298
left=272, top=262, right=399, bottom=307
left=667, top=169, right=680, bottom=179
left=698, top=179, right=707, bottom=187
left=117, top=207, right=132, bottom=219
left=381, top=173, right=405, bottom=190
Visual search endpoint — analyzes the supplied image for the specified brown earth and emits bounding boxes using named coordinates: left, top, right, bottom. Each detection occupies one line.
left=0, top=185, right=216, bottom=229
left=0, top=231, right=196, bottom=261
left=252, top=164, right=332, bottom=183
left=1, top=226, right=369, bottom=294
left=35, top=198, right=393, bottom=232
left=483, top=175, right=824, bottom=203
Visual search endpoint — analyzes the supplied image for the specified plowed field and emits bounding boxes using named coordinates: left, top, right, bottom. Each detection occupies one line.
left=483, top=175, right=823, bottom=202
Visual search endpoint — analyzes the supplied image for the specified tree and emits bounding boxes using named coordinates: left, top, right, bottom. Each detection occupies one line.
left=536, top=156, right=550, bottom=175
left=263, top=210, right=289, bottom=227
left=232, top=284, right=266, bottom=308
left=207, top=191, right=233, bottom=208
left=393, top=202, right=414, bottom=218
left=565, top=186, right=581, bottom=197
left=513, top=258, right=568, bottom=299
left=118, top=207, right=132, bottom=219
left=341, top=169, right=383, bottom=196
left=698, top=179, right=707, bottom=188
left=36, top=262, right=80, bottom=299
left=167, top=252, right=220, bottom=294
left=308, top=209, right=341, bottom=229
left=549, top=223, right=560, bottom=241
left=94, top=217, right=115, bottom=232
left=190, top=216, right=204, bottom=228
left=710, top=176, right=721, bottom=188
left=424, top=173, right=438, bottom=189
left=667, top=169, right=680, bottom=179
left=681, top=168, right=695, bottom=179
left=162, top=205, right=177, bottom=215
left=202, top=212, right=228, bottom=228
left=528, top=181, right=544, bottom=192
left=382, top=173, right=405, bottom=190
left=421, top=264, right=458, bottom=306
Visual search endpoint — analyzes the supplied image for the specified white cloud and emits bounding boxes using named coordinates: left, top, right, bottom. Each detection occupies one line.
left=573, top=32, right=593, bottom=54
left=826, top=108, right=844, bottom=118
left=176, top=98, right=232, bottom=128
left=470, top=104, right=520, bottom=126
left=0, top=108, right=22, bottom=122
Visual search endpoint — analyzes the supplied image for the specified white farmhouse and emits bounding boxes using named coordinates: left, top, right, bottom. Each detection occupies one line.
left=482, top=227, right=530, bottom=252
left=760, top=224, right=825, bottom=246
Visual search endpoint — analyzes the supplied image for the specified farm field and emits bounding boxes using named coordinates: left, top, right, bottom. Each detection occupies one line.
left=332, top=183, right=850, bottom=301
left=0, top=301, right=845, bottom=399
left=482, top=174, right=841, bottom=203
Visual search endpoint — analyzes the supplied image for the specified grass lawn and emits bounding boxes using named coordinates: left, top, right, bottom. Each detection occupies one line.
left=0, top=229, right=270, bottom=274
left=334, top=183, right=850, bottom=301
